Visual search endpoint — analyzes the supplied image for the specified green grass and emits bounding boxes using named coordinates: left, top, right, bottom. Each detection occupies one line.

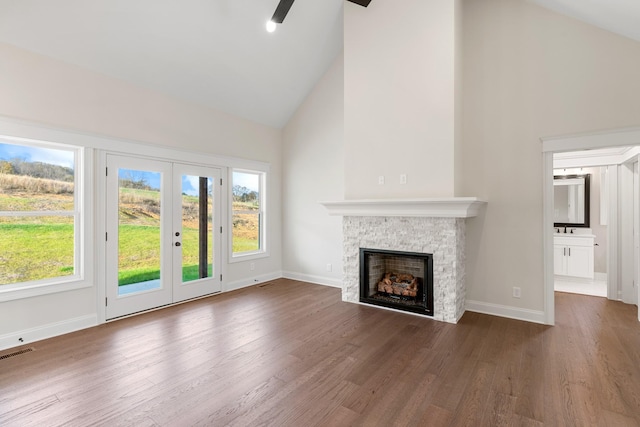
left=1, top=184, right=259, bottom=286
left=117, top=224, right=161, bottom=272
left=118, top=267, right=161, bottom=285
left=181, top=264, right=214, bottom=282
left=117, top=225, right=219, bottom=285
left=118, top=262, right=213, bottom=286
left=119, top=187, right=161, bottom=200
left=0, top=194, right=74, bottom=211
left=0, top=220, right=254, bottom=286
left=232, top=238, right=260, bottom=253
left=0, top=222, right=75, bottom=284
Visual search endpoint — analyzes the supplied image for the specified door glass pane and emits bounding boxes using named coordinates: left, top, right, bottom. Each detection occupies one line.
left=118, top=168, right=162, bottom=296
left=181, top=175, right=213, bottom=283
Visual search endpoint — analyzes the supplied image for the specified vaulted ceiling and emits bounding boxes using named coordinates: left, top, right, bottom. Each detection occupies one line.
left=527, top=0, right=640, bottom=43
left=0, top=0, right=345, bottom=128
left=0, top=1, right=638, bottom=129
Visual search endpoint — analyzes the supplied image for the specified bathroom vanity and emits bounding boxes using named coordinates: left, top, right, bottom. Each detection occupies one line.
left=553, top=234, right=595, bottom=279
left=553, top=172, right=594, bottom=279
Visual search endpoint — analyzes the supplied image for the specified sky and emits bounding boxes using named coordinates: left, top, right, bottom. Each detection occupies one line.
left=233, top=171, right=259, bottom=192
left=117, top=172, right=259, bottom=196
left=0, top=141, right=74, bottom=168
left=1, top=140, right=260, bottom=195
left=118, top=170, right=219, bottom=197
left=182, top=175, right=213, bottom=197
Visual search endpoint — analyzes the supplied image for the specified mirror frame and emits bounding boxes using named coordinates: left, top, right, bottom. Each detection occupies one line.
left=553, top=173, right=590, bottom=228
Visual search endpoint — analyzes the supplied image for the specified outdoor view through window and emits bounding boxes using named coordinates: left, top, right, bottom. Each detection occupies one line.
left=232, top=170, right=262, bottom=254
left=0, top=145, right=265, bottom=288
left=116, top=168, right=215, bottom=294
left=0, top=140, right=77, bottom=286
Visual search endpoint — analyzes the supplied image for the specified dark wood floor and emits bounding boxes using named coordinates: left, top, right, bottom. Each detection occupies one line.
left=1, top=279, right=640, bottom=426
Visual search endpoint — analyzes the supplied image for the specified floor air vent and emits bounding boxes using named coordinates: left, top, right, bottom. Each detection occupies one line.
left=0, top=347, right=34, bottom=360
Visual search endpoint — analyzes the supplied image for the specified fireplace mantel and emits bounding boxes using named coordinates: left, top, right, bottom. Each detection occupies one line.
left=320, top=198, right=486, bottom=218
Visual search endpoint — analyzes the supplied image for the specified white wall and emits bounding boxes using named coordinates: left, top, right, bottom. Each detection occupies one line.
left=344, top=0, right=457, bottom=199
left=0, top=41, right=283, bottom=345
left=0, top=43, right=281, bottom=161
left=460, top=0, right=640, bottom=314
left=282, top=54, right=344, bottom=287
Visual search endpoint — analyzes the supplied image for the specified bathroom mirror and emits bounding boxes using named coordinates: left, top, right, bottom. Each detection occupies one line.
left=553, top=174, right=590, bottom=228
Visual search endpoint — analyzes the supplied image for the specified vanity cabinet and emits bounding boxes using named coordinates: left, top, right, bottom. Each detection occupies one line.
left=553, top=235, right=595, bottom=279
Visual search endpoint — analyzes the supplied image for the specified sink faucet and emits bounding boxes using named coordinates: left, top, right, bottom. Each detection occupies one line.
left=563, top=226, right=568, bottom=233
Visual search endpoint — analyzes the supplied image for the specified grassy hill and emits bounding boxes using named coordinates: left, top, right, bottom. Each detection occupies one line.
left=0, top=173, right=258, bottom=286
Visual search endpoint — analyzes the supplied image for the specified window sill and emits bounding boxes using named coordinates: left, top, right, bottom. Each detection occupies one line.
left=229, top=250, right=269, bottom=264
left=0, top=278, right=92, bottom=302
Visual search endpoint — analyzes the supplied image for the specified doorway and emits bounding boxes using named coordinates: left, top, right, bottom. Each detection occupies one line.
left=636, top=161, right=640, bottom=321
left=552, top=165, right=607, bottom=298
left=105, top=154, right=222, bottom=319
left=542, top=128, right=640, bottom=325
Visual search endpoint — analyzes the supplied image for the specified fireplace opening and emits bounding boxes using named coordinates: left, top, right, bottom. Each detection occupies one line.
left=359, top=248, right=433, bottom=316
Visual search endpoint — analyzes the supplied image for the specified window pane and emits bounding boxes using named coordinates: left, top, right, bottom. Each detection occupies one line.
left=117, top=169, right=162, bottom=293
left=0, top=141, right=78, bottom=287
left=181, top=175, right=213, bottom=283
left=0, top=216, right=75, bottom=285
left=0, top=142, right=75, bottom=212
left=232, top=171, right=261, bottom=254
left=232, top=212, right=260, bottom=253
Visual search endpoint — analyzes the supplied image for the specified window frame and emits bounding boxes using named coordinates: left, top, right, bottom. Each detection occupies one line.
left=229, top=168, right=268, bottom=262
left=0, top=136, right=92, bottom=302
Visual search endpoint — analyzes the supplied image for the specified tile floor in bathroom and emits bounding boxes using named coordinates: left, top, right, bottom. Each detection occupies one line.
left=555, top=277, right=607, bottom=297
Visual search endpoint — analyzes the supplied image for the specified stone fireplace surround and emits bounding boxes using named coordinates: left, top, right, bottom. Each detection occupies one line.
left=321, top=198, right=486, bottom=324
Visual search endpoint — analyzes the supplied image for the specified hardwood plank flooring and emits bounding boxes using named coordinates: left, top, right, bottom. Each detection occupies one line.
left=1, top=280, right=640, bottom=426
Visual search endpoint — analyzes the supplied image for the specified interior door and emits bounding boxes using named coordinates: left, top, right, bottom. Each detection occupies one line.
left=106, top=155, right=222, bottom=319
left=634, top=161, right=639, bottom=320
left=553, top=244, right=565, bottom=276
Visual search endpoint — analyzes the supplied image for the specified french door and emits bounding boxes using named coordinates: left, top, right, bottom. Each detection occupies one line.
left=105, top=154, right=221, bottom=319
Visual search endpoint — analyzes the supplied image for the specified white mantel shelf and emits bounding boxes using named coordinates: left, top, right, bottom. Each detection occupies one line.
left=320, top=198, right=487, bottom=218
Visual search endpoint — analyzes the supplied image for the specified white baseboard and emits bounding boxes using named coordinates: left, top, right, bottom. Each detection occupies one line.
left=595, top=272, right=608, bottom=283
left=224, top=271, right=283, bottom=293
left=0, top=314, right=97, bottom=352
left=465, top=300, right=546, bottom=324
left=282, top=271, right=343, bottom=288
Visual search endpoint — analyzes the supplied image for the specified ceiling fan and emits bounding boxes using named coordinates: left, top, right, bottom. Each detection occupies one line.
left=269, top=0, right=371, bottom=31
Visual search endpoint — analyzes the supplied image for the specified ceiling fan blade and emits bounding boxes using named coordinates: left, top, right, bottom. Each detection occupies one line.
left=347, top=0, right=372, bottom=6
left=271, top=0, right=296, bottom=24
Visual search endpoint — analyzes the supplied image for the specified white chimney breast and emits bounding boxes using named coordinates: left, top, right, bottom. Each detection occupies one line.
left=344, top=0, right=460, bottom=199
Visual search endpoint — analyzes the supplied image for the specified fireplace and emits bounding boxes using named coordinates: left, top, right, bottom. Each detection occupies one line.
left=321, top=198, right=486, bottom=323
left=360, top=248, right=434, bottom=316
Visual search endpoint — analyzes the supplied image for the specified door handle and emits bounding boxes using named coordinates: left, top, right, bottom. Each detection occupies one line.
left=175, top=242, right=181, bottom=247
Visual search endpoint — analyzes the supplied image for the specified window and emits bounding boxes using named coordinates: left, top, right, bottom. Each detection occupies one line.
left=0, top=138, right=87, bottom=298
left=231, top=169, right=265, bottom=258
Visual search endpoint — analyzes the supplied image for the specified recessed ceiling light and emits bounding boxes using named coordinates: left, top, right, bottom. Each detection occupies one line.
left=266, top=20, right=277, bottom=33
